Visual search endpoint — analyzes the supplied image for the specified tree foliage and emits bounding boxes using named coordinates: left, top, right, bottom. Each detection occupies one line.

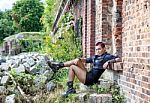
left=0, top=11, right=3, bottom=19
left=41, top=0, right=61, bottom=32
left=12, top=0, right=44, bottom=32
left=0, top=10, right=15, bottom=42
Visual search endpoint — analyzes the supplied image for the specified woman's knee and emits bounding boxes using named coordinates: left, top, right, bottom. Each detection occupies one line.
left=70, top=65, right=82, bottom=72
left=70, top=65, right=76, bottom=69
left=73, top=58, right=81, bottom=65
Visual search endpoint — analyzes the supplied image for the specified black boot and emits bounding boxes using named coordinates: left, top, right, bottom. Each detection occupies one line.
left=47, top=61, right=64, bottom=73
left=62, top=81, right=76, bottom=98
left=44, top=56, right=64, bottom=73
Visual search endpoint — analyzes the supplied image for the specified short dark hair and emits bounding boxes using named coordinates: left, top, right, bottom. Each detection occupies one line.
left=95, top=42, right=105, bottom=48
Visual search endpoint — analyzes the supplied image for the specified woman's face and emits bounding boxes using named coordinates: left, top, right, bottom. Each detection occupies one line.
left=95, top=45, right=106, bottom=55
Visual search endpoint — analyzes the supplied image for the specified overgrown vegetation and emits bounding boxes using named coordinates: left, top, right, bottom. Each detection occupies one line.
left=12, top=0, right=44, bottom=32
left=41, top=0, right=61, bottom=32
left=0, top=10, right=15, bottom=42
left=18, top=32, right=45, bottom=52
left=41, top=12, right=82, bottom=61
left=90, top=83, right=126, bottom=103
left=0, top=0, right=44, bottom=43
left=43, top=83, right=126, bottom=103
left=111, top=85, right=126, bottom=103
left=9, top=69, right=37, bottom=95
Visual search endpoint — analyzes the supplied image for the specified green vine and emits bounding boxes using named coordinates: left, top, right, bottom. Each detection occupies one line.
left=111, top=85, right=126, bottom=103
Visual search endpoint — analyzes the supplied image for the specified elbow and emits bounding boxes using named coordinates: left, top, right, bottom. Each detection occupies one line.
left=116, top=57, right=122, bottom=62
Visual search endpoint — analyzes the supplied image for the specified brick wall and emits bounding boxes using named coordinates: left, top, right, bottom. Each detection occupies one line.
left=77, top=0, right=150, bottom=102
left=112, top=0, right=122, bottom=56
left=82, top=0, right=95, bottom=58
left=120, top=0, right=150, bottom=102
left=96, top=0, right=113, bottom=53
left=95, top=0, right=102, bottom=43
left=82, top=0, right=87, bottom=57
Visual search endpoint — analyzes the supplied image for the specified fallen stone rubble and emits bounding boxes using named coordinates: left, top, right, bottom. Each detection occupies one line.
left=0, top=52, right=56, bottom=103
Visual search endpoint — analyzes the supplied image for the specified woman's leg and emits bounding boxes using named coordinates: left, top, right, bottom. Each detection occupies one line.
left=64, top=58, right=87, bottom=71
left=62, top=59, right=87, bottom=97
left=68, top=65, right=86, bottom=84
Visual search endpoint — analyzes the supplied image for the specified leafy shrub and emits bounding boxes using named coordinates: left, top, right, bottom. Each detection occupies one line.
left=9, top=69, right=36, bottom=94
left=41, top=12, right=82, bottom=62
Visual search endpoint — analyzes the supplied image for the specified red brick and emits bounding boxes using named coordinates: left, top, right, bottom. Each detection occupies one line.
left=72, top=0, right=150, bottom=102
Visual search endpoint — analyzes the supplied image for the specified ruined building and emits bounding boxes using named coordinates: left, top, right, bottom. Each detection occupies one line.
left=53, top=0, right=150, bottom=102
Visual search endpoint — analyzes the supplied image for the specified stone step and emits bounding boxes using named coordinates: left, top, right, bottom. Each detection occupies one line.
left=89, top=93, right=112, bottom=103
left=97, top=79, right=113, bottom=89
left=79, top=79, right=113, bottom=93
left=77, top=79, right=113, bottom=103
left=77, top=92, right=112, bottom=103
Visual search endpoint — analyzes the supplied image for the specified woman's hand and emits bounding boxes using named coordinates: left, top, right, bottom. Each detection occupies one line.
left=103, top=62, right=109, bottom=69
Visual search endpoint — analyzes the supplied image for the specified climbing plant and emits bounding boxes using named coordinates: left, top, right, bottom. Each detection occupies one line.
left=42, top=12, right=82, bottom=61
left=111, top=85, right=126, bottom=103
left=41, top=0, right=61, bottom=32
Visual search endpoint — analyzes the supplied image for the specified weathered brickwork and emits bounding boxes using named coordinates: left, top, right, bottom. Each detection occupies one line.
left=75, top=0, right=150, bottom=102
left=82, top=0, right=96, bottom=58
left=86, top=0, right=95, bottom=57
left=95, top=0, right=102, bottom=42
left=95, top=0, right=114, bottom=53
left=120, top=0, right=150, bottom=102
left=82, top=0, right=87, bottom=57
left=112, top=0, right=123, bottom=56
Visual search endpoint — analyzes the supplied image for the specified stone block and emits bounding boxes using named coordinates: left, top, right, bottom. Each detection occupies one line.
left=9, top=50, right=15, bottom=56
left=27, top=58, right=36, bottom=67
left=79, top=83, right=90, bottom=91
left=28, top=66, right=40, bottom=74
left=43, top=70, right=54, bottom=81
left=46, top=82, right=56, bottom=92
left=0, top=63, right=10, bottom=71
left=97, top=79, right=113, bottom=89
left=0, top=86, right=7, bottom=94
left=5, top=94, right=15, bottom=103
left=15, top=64, right=25, bottom=74
left=89, top=93, right=97, bottom=103
left=89, top=93, right=112, bottom=103
left=34, top=75, right=47, bottom=88
left=101, top=69, right=120, bottom=82
left=0, top=58, right=6, bottom=65
left=78, top=93, right=88, bottom=102
left=7, top=85, right=16, bottom=92
left=23, top=62, right=30, bottom=69
left=1, top=76, right=9, bottom=85
left=0, top=95, right=5, bottom=103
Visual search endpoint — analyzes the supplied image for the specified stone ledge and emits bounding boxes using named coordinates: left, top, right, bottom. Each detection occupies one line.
left=107, top=62, right=123, bottom=71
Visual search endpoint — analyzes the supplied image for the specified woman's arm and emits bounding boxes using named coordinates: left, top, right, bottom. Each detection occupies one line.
left=108, top=57, right=121, bottom=63
left=103, top=57, right=121, bottom=69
